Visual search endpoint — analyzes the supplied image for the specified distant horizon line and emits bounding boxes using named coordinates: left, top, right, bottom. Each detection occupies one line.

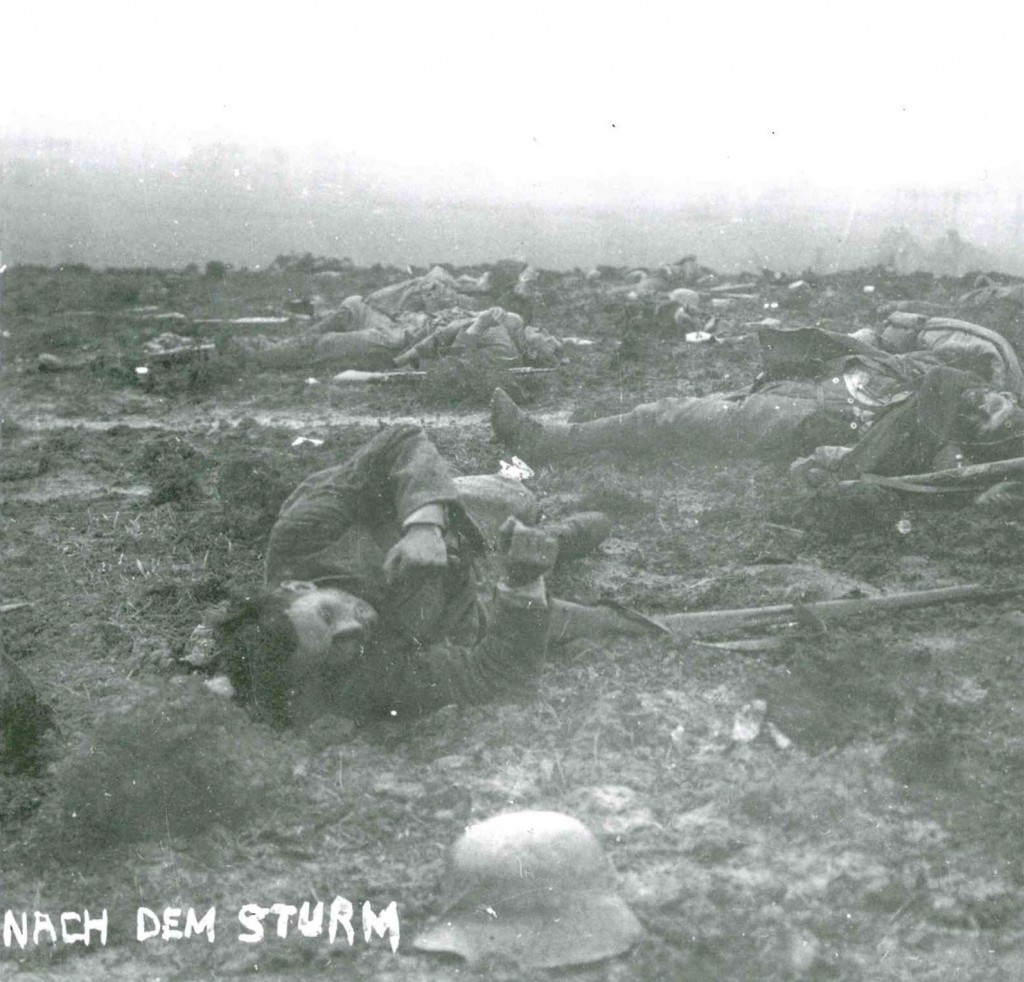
left=4, top=131, right=1021, bottom=210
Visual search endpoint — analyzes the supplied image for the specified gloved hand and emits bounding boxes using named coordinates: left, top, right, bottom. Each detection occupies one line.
left=497, top=517, right=559, bottom=586
left=384, top=524, right=448, bottom=585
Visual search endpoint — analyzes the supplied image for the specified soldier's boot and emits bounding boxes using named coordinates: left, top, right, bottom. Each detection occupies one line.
left=491, top=388, right=650, bottom=463
left=544, top=512, right=612, bottom=561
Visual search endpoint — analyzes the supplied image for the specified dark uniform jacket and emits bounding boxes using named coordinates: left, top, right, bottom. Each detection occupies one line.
left=264, top=424, right=550, bottom=720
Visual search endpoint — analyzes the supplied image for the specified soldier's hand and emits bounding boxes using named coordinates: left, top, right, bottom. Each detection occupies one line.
left=498, top=517, right=559, bottom=585
left=384, top=525, right=448, bottom=585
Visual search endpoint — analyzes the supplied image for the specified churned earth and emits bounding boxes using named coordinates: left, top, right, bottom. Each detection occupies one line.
left=0, top=263, right=1021, bottom=981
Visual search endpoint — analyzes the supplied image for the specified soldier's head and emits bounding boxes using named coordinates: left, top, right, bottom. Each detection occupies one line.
left=214, top=582, right=377, bottom=726
left=961, top=388, right=1024, bottom=444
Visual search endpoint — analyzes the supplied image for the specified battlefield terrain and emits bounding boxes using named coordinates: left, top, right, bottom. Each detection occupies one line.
left=1, top=260, right=1022, bottom=980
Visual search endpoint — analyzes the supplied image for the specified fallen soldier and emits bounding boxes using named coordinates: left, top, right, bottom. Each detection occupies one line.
left=957, top=274, right=1024, bottom=308
left=232, top=300, right=562, bottom=372
left=362, top=265, right=477, bottom=316
left=212, top=424, right=610, bottom=727
left=491, top=323, right=1024, bottom=478
left=393, top=306, right=563, bottom=368
left=230, top=296, right=434, bottom=371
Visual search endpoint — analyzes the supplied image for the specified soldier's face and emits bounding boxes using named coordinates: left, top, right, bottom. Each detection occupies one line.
left=965, top=390, right=1024, bottom=437
left=280, top=583, right=378, bottom=666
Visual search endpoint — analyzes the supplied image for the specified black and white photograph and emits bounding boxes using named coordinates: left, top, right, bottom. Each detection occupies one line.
left=1, top=2, right=1022, bottom=978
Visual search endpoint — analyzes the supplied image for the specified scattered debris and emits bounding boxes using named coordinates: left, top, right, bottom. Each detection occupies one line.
left=0, top=601, right=33, bottom=615
left=183, top=624, right=218, bottom=668
left=498, top=456, right=534, bottom=481
left=731, top=701, right=792, bottom=749
left=135, top=311, right=187, bottom=322
left=330, top=366, right=553, bottom=385
left=37, top=353, right=66, bottom=372
left=142, top=332, right=216, bottom=363
left=708, top=282, right=759, bottom=294
left=766, top=722, right=793, bottom=750
left=203, top=675, right=234, bottom=698
left=731, top=700, right=767, bottom=742
left=194, top=316, right=292, bottom=325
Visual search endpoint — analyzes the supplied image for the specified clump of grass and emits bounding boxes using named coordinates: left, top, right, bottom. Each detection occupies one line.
left=216, top=451, right=294, bottom=540
left=41, top=427, right=85, bottom=456
left=180, top=359, right=235, bottom=396
left=101, top=275, right=143, bottom=307
left=0, top=445, right=49, bottom=482
left=137, top=434, right=206, bottom=505
left=574, top=469, right=656, bottom=518
left=0, top=418, right=27, bottom=440
left=27, top=680, right=293, bottom=862
left=798, top=482, right=904, bottom=539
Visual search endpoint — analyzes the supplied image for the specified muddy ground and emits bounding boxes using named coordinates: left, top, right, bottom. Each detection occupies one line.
left=1, top=264, right=1022, bottom=980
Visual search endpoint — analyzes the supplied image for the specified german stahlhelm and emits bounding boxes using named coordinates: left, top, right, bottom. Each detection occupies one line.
left=413, top=810, right=643, bottom=968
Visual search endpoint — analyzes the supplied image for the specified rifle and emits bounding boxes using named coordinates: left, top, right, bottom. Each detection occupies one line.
left=548, top=583, right=1021, bottom=644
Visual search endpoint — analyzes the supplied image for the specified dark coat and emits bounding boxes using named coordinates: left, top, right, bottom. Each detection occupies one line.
left=263, top=425, right=549, bottom=720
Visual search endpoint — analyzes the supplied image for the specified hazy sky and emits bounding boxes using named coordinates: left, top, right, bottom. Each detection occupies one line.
left=4, top=0, right=1022, bottom=209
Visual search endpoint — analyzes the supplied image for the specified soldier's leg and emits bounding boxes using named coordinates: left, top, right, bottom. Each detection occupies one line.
left=492, top=386, right=850, bottom=465
left=491, top=387, right=685, bottom=462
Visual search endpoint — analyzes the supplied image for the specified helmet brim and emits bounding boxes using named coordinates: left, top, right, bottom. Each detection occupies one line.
left=412, top=889, right=643, bottom=969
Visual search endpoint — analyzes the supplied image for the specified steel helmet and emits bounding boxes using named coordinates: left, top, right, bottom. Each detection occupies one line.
left=413, top=810, right=643, bottom=968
